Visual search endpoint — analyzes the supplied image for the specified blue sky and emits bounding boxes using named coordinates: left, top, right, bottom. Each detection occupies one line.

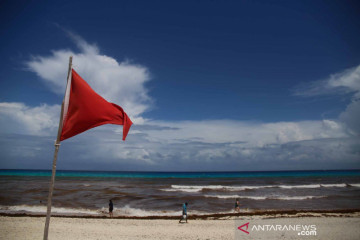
left=0, top=0, right=359, bottom=171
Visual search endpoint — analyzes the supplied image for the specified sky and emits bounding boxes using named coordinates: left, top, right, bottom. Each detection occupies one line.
left=0, top=0, right=359, bottom=171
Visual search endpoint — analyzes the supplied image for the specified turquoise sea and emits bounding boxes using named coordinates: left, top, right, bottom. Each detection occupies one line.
left=1, top=169, right=359, bottom=178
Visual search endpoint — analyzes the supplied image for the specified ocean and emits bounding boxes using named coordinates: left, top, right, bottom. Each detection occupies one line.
left=0, top=170, right=359, bottom=217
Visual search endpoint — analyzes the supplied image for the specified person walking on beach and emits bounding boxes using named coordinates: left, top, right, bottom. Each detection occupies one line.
left=235, top=199, right=240, bottom=212
left=109, top=200, right=114, bottom=218
left=179, top=202, right=188, bottom=223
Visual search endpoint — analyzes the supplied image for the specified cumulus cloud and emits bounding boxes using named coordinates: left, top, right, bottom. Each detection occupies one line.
left=293, top=65, right=360, bottom=98
left=0, top=102, right=60, bottom=135
left=293, top=64, right=360, bottom=135
left=2, top=123, right=358, bottom=171
left=56, top=119, right=355, bottom=170
left=1, top=98, right=356, bottom=170
left=140, top=119, right=348, bottom=147
left=0, top=101, right=358, bottom=170
left=340, top=100, right=360, bottom=135
left=26, top=32, right=151, bottom=122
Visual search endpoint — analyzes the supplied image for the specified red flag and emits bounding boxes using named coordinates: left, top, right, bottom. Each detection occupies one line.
left=60, top=69, right=132, bottom=141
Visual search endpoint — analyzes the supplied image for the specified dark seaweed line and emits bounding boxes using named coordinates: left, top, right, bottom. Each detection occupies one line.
left=1, top=209, right=359, bottom=220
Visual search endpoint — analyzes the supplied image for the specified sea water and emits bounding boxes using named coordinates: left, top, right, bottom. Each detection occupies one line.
left=0, top=170, right=359, bottom=217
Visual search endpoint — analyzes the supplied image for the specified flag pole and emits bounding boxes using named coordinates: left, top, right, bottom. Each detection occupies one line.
left=43, top=56, right=72, bottom=240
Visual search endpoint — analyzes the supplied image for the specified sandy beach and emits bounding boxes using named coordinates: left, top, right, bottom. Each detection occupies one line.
left=1, top=214, right=360, bottom=240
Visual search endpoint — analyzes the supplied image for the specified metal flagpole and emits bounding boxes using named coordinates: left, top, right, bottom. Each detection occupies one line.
left=43, top=56, right=72, bottom=240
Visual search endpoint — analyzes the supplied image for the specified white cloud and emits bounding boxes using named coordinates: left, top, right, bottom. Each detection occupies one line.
left=0, top=101, right=358, bottom=170
left=0, top=95, right=352, bottom=168
left=58, top=124, right=359, bottom=171
left=0, top=102, right=60, bottom=135
left=294, top=65, right=360, bottom=97
left=328, top=65, right=360, bottom=97
left=26, top=33, right=151, bottom=122
left=141, top=119, right=348, bottom=147
left=293, top=64, right=360, bottom=135
left=340, top=100, right=360, bottom=135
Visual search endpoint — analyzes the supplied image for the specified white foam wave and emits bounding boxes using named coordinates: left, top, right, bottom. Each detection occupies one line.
left=112, top=206, right=181, bottom=216
left=0, top=205, right=230, bottom=217
left=280, top=184, right=347, bottom=189
left=111, top=206, right=237, bottom=216
left=204, top=195, right=268, bottom=200
left=0, top=205, right=98, bottom=215
left=204, top=195, right=325, bottom=200
left=349, top=183, right=360, bottom=187
left=161, top=188, right=201, bottom=193
left=279, top=184, right=321, bottom=189
left=165, top=183, right=353, bottom=192
left=165, top=185, right=266, bottom=192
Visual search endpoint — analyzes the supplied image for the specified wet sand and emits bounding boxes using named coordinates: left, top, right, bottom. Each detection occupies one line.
left=1, top=213, right=360, bottom=240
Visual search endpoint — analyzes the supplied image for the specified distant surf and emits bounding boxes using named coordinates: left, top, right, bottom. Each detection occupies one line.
left=161, top=183, right=356, bottom=192
left=204, top=195, right=327, bottom=200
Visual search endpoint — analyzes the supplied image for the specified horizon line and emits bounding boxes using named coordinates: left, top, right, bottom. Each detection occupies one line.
left=1, top=168, right=359, bottom=173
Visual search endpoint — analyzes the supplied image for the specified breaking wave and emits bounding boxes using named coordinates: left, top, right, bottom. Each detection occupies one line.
left=0, top=205, right=231, bottom=217
left=161, top=183, right=357, bottom=192
left=204, top=195, right=326, bottom=200
left=0, top=205, right=98, bottom=215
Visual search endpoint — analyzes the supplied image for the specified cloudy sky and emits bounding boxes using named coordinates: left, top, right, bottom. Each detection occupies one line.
left=0, top=0, right=359, bottom=171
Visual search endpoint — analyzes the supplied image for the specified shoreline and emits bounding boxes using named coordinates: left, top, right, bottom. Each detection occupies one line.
left=1, top=209, right=359, bottom=220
